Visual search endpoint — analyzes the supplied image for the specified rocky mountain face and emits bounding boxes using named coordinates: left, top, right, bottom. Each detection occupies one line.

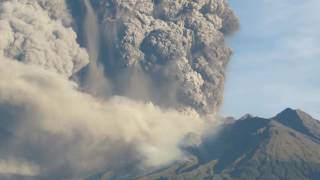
left=134, top=108, right=320, bottom=180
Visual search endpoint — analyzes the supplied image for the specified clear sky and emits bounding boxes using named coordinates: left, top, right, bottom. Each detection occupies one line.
left=222, top=0, right=320, bottom=119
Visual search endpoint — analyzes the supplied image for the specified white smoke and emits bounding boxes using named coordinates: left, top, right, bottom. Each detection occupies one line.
left=0, top=57, right=204, bottom=178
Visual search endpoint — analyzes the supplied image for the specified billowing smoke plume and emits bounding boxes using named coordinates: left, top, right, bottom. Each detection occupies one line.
left=0, top=0, right=89, bottom=77
left=95, top=0, right=239, bottom=114
left=0, top=57, right=204, bottom=178
left=0, top=0, right=238, bottom=178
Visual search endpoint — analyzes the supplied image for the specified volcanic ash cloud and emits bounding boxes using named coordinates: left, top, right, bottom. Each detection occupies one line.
left=0, top=0, right=89, bottom=77
left=96, top=0, right=239, bottom=114
left=0, top=57, right=204, bottom=178
left=0, top=0, right=238, bottom=178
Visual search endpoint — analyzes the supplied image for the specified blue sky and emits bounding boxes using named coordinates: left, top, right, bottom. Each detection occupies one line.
left=222, top=0, right=320, bottom=119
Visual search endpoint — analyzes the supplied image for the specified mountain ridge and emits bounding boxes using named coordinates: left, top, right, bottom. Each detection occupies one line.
left=134, top=108, right=320, bottom=180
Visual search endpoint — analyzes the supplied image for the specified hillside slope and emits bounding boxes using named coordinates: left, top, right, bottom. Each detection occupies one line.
left=138, top=108, right=320, bottom=180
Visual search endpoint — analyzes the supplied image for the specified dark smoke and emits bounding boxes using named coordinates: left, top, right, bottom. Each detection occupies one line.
left=91, top=0, right=239, bottom=114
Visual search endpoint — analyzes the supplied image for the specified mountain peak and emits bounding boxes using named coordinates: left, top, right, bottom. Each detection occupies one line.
left=239, top=113, right=255, bottom=120
left=141, top=109, right=320, bottom=180
left=274, top=108, right=308, bottom=122
left=276, top=108, right=299, bottom=117
left=274, top=108, right=315, bottom=123
left=273, top=108, right=320, bottom=141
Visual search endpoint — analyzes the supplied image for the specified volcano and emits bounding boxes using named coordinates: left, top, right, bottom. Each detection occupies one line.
left=135, top=108, right=320, bottom=180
